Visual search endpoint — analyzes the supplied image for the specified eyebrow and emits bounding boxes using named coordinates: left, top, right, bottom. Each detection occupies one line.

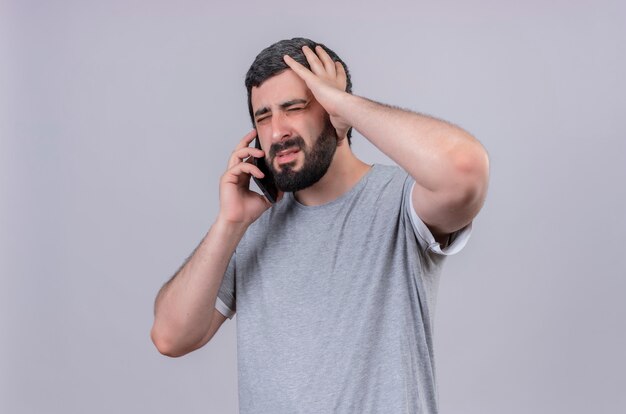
left=254, top=99, right=309, bottom=118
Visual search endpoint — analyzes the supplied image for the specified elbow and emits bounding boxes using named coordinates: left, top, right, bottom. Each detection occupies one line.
left=447, top=146, right=490, bottom=216
left=453, top=143, right=490, bottom=196
left=151, top=326, right=190, bottom=358
left=453, top=139, right=489, bottom=179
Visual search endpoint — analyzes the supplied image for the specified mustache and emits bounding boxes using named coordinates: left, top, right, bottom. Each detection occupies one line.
left=269, top=136, right=305, bottom=159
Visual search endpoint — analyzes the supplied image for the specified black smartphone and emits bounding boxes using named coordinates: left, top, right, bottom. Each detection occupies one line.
left=252, top=137, right=279, bottom=203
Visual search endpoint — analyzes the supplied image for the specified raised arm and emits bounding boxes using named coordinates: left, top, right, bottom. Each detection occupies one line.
left=151, top=130, right=275, bottom=357
left=284, top=46, right=489, bottom=241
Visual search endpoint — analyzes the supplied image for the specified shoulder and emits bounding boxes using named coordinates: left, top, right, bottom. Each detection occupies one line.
left=370, top=163, right=406, bottom=180
left=364, top=164, right=410, bottom=190
left=363, top=164, right=413, bottom=202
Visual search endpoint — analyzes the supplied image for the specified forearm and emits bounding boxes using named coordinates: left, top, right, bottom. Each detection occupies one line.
left=339, top=94, right=487, bottom=193
left=151, top=218, right=246, bottom=354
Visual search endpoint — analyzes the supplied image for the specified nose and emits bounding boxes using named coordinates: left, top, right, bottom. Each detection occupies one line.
left=270, top=111, right=292, bottom=143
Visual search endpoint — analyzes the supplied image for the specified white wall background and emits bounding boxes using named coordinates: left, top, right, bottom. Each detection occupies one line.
left=1, top=0, right=625, bottom=413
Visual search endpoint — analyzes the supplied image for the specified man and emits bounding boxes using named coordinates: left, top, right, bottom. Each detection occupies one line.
left=151, top=37, right=489, bottom=413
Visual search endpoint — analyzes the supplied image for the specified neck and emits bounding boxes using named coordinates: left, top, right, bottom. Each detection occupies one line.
left=293, top=141, right=371, bottom=206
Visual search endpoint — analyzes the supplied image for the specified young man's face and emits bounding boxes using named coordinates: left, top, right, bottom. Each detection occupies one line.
left=250, top=69, right=338, bottom=192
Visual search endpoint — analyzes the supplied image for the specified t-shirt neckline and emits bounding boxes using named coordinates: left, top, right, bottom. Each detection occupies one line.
left=286, top=164, right=377, bottom=211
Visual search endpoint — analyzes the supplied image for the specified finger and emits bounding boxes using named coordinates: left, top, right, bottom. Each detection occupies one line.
left=301, top=45, right=326, bottom=75
left=234, top=129, right=258, bottom=152
left=228, top=146, right=265, bottom=169
left=335, top=62, right=347, bottom=91
left=223, top=162, right=265, bottom=185
left=237, top=162, right=265, bottom=179
left=315, top=45, right=336, bottom=77
left=283, top=54, right=315, bottom=82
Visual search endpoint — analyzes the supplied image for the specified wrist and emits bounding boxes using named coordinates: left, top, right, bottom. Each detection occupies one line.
left=214, top=214, right=250, bottom=236
left=332, top=92, right=364, bottom=128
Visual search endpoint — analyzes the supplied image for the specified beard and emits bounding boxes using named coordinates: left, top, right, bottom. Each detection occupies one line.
left=266, top=118, right=338, bottom=193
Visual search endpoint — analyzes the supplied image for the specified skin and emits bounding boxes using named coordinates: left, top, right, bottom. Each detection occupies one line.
left=250, top=68, right=370, bottom=207
left=150, top=45, right=490, bottom=357
left=283, top=46, right=490, bottom=241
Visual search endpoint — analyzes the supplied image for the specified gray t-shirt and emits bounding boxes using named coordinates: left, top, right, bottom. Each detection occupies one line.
left=216, top=164, right=472, bottom=414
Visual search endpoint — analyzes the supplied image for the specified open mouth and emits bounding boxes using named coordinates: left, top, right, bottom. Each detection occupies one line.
left=276, top=148, right=300, bottom=165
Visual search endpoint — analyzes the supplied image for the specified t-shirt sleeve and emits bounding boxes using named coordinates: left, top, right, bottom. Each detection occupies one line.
left=215, top=251, right=236, bottom=319
left=404, top=178, right=472, bottom=256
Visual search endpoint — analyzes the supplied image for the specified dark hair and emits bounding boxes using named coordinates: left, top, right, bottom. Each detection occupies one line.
left=245, top=37, right=353, bottom=144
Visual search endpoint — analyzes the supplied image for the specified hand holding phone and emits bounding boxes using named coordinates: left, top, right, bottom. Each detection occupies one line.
left=252, top=137, right=279, bottom=203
